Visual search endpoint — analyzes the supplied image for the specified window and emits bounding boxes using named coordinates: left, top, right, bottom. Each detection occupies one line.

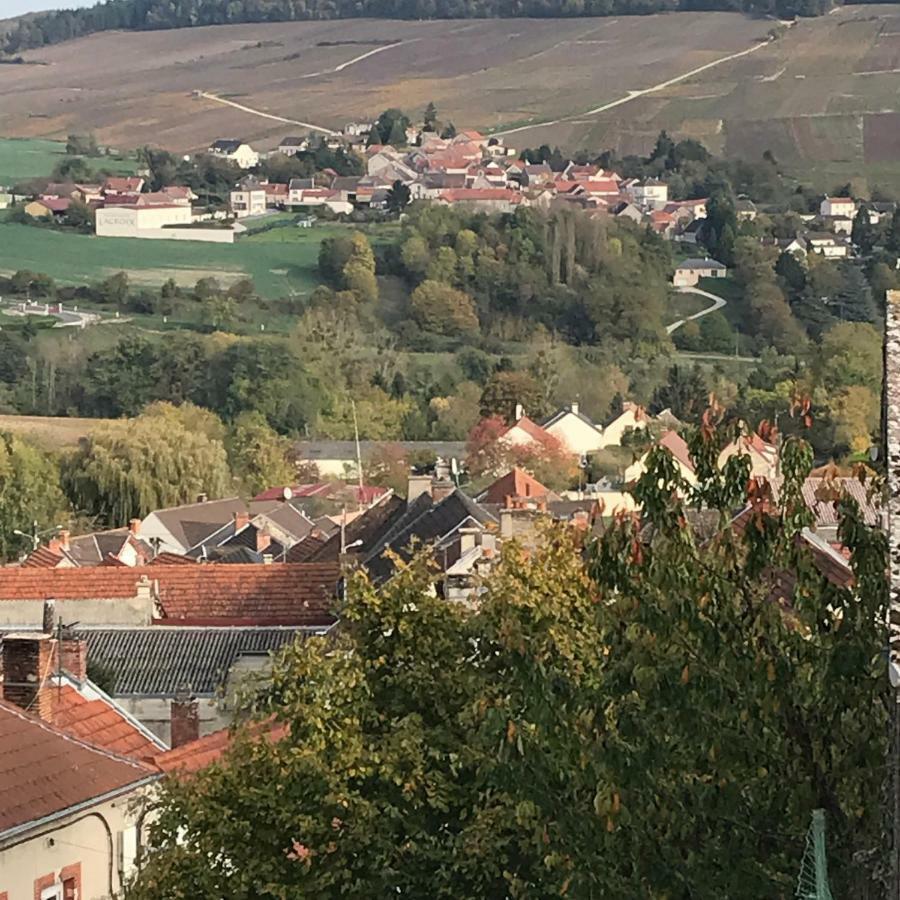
left=40, top=886, right=62, bottom=900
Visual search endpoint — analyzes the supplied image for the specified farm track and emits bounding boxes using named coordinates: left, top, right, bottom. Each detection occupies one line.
left=494, top=28, right=789, bottom=137
left=666, top=286, right=728, bottom=335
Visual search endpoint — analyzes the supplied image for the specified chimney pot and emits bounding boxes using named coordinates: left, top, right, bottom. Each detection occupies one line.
left=170, top=693, right=199, bottom=748
left=571, top=401, right=579, bottom=415
left=514, top=402, right=524, bottom=421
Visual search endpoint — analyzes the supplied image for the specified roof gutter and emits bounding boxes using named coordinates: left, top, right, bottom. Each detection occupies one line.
left=0, top=774, right=160, bottom=847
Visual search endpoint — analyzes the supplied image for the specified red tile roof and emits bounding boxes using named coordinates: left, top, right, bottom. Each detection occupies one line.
left=439, top=188, right=521, bottom=203
left=481, top=468, right=552, bottom=504
left=104, top=176, right=144, bottom=193
left=148, top=551, right=196, bottom=566
left=503, top=416, right=558, bottom=448
left=47, top=683, right=163, bottom=761
left=21, top=546, right=66, bottom=569
left=154, top=720, right=288, bottom=775
left=36, top=197, right=71, bottom=213
left=659, top=430, right=694, bottom=472
left=0, top=564, right=341, bottom=626
left=579, top=178, right=620, bottom=195
left=0, top=699, right=155, bottom=836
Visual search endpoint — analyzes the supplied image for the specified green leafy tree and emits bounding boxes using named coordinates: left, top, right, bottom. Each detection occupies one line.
left=423, top=101, right=438, bottom=130
left=479, top=370, right=544, bottom=421
left=409, top=280, right=478, bottom=336
left=61, top=403, right=231, bottom=524
left=128, top=425, right=886, bottom=899
left=0, top=432, right=69, bottom=560
left=228, top=411, right=295, bottom=495
left=386, top=180, right=411, bottom=214
left=850, top=206, right=875, bottom=254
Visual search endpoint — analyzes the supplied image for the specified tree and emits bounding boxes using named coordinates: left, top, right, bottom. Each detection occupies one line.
left=423, top=101, right=438, bottom=130
left=833, top=263, right=877, bottom=323
left=814, top=321, right=881, bottom=393
left=61, top=404, right=232, bottom=524
left=429, top=381, right=482, bottom=440
left=386, top=180, right=411, bottom=214
left=440, top=122, right=457, bottom=140
left=0, top=432, right=69, bottom=560
left=479, top=370, right=544, bottom=421
left=228, top=411, right=295, bottom=495
left=829, top=385, right=878, bottom=454
left=410, top=280, right=478, bottom=336
left=651, top=364, right=708, bottom=421
left=850, top=206, right=875, bottom=254
left=371, top=108, right=410, bottom=147
left=128, top=426, right=887, bottom=900
left=65, top=133, right=98, bottom=156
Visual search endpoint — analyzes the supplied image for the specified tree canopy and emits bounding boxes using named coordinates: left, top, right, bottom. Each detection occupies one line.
left=129, top=420, right=887, bottom=898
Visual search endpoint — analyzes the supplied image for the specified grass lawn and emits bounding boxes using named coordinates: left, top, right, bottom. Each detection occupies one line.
left=666, top=290, right=712, bottom=324
left=0, top=138, right=137, bottom=186
left=0, top=219, right=348, bottom=299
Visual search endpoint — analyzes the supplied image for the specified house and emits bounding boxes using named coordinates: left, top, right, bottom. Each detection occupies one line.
left=819, top=197, right=856, bottom=218
left=597, top=402, right=649, bottom=449
left=624, top=430, right=697, bottom=486
left=23, top=521, right=151, bottom=568
left=277, top=136, right=309, bottom=155
left=804, top=232, right=849, bottom=259
left=831, top=216, right=853, bottom=236
left=140, top=496, right=247, bottom=555
left=208, top=139, right=259, bottom=169
left=24, top=198, right=69, bottom=218
left=718, top=432, right=779, bottom=480
left=437, top=188, right=523, bottom=212
left=160, top=185, right=196, bottom=205
left=541, top=402, right=605, bottom=455
left=610, top=200, right=644, bottom=224
left=678, top=216, right=707, bottom=244
left=0, top=563, right=342, bottom=629
left=477, top=468, right=558, bottom=506
left=103, top=175, right=145, bottom=195
left=0, top=695, right=157, bottom=900
left=673, top=257, right=727, bottom=287
left=230, top=177, right=267, bottom=218
left=626, top=178, right=668, bottom=210
left=735, top=198, right=757, bottom=222
left=500, top=405, right=559, bottom=450
left=293, top=441, right=466, bottom=480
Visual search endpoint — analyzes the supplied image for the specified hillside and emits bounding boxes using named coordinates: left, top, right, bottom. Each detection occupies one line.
left=0, top=7, right=897, bottom=190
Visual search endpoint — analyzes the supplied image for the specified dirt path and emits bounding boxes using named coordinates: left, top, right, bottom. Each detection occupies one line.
left=495, top=31, right=786, bottom=138
left=199, top=41, right=413, bottom=134
left=197, top=91, right=340, bottom=136
left=666, top=285, right=727, bottom=335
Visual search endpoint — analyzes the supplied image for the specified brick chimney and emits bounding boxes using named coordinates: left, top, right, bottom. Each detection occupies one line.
left=431, top=480, right=455, bottom=503
left=233, top=511, right=251, bottom=532
left=2, top=634, right=57, bottom=719
left=256, top=529, right=272, bottom=553
left=170, top=691, right=199, bottom=748
left=128, top=518, right=141, bottom=536
left=60, top=636, right=88, bottom=682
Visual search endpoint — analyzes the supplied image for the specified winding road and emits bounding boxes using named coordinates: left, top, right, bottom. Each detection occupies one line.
left=666, top=285, right=727, bottom=335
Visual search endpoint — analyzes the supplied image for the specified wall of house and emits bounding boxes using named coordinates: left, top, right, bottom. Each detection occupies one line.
left=94, top=224, right=235, bottom=243
left=597, top=410, right=646, bottom=449
left=0, top=791, right=145, bottom=900
left=545, top=416, right=604, bottom=455
left=0, top=594, right=152, bottom=628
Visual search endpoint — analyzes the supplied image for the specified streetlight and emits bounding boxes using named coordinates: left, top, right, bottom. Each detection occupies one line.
left=13, top=522, right=63, bottom=551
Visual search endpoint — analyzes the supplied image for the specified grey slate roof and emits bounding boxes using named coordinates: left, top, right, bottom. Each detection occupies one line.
left=78, top=627, right=323, bottom=696
left=364, top=490, right=496, bottom=583
left=677, top=257, right=727, bottom=271
left=210, top=139, right=243, bottom=153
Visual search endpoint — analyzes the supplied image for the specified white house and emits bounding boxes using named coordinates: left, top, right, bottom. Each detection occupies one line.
left=673, top=258, right=727, bottom=287
left=624, top=430, right=697, bottom=486
left=96, top=203, right=192, bottom=234
left=627, top=178, right=669, bottom=210
left=208, top=139, right=259, bottom=169
left=597, top=403, right=649, bottom=449
left=819, top=197, right=856, bottom=219
left=542, top=402, right=605, bottom=455
left=831, top=217, right=853, bottom=236
left=277, top=136, right=309, bottom=155
left=230, top=180, right=267, bottom=218
left=805, top=233, right=850, bottom=259
left=718, top=433, right=778, bottom=480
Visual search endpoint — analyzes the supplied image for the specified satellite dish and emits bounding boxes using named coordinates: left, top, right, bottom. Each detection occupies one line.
left=281, top=486, right=294, bottom=501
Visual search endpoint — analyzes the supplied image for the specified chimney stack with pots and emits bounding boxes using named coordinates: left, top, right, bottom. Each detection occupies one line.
left=48, top=530, right=70, bottom=554
left=431, top=480, right=455, bottom=503
left=128, top=518, right=141, bottom=536
left=170, top=689, right=200, bottom=748
left=406, top=474, right=433, bottom=505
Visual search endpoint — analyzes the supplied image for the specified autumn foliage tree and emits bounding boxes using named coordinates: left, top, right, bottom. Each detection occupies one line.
left=409, top=280, right=478, bottom=336
left=129, top=416, right=887, bottom=899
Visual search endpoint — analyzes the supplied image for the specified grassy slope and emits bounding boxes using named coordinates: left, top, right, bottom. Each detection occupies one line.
left=0, top=138, right=138, bottom=186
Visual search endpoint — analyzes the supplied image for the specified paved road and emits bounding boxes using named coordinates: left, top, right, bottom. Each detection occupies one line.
left=2, top=304, right=100, bottom=328
left=666, top=285, right=727, bottom=335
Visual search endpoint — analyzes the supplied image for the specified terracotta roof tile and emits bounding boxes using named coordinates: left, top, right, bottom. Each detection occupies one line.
left=21, top=546, right=65, bottom=569
left=504, top=416, right=558, bottom=448
left=0, top=699, right=155, bottom=835
left=480, top=468, right=552, bottom=505
left=47, top=684, right=163, bottom=760
left=659, top=430, right=695, bottom=472
left=0, top=563, right=342, bottom=626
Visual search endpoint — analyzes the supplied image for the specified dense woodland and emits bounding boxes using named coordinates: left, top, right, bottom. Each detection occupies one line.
left=2, top=0, right=841, bottom=55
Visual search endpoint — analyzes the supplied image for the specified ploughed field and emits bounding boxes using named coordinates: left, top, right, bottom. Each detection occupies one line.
left=0, top=6, right=897, bottom=187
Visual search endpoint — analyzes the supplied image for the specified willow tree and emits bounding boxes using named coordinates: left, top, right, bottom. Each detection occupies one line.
left=62, top=403, right=232, bottom=524
left=129, top=421, right=887, bottom=899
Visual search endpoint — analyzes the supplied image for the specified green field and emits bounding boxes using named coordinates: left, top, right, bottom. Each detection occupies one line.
left=0, top=218, right=346, bottom=298
left=0, top=138, right=138, bottom=186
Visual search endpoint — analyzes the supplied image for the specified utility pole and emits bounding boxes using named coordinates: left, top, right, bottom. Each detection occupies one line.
left=351, top=398, right=364, bottom=512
